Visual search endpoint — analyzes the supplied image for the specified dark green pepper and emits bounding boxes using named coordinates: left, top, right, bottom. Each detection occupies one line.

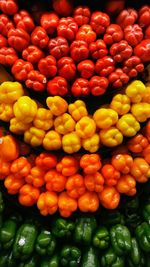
left=74, top=216, right=97, bottom=245
left=81, top=247, right=99, bottom=267
left=101, top=211, right=125, bottom=227
left=19, top=256, right=38, bottom=267
left=93, top=226, right=110, bottom=250
left=7, top=251, right=16, bottom=267
left=60, top=245, right=81, bottom=267
left=110, top=224, right=132, bottom=255
left=35, top=229, right=56, bottom=256
left=136, top=222, right=150, bottom=252
left=51, top=218, right=75, bottom=239
left=101, top=247, right=125, bottom=267
left=143, top=203, right=150, bottom=224
left=127, top=238, right=145, bottom=267
left=0, top=218, right=17, bottom=249
left=0, top=251, right=9, bottom=267
left=12, top=223, right=38, bottom=260
left=40, top=255, right=59, bottom=267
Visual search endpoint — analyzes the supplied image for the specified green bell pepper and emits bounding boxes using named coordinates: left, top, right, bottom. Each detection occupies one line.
left=0, top=251, right=9, bottom=267
left=101, top=247, right=125, bottom=267
left=74, top=216, right=97, bottom=245
left=7, top=251, right=16, bottom=267
left=143, top=203, right=150, bottom=224
left=110, top=224, right=132, bottom=255
left=0, top=218, right=17, bottom=249
left=12, top=223, right=38, bottom=260
left=40, top=255, right=59, bottom=267
left=81, top=247, right=99, bottom=267
left=136, top=222, right=150, bottom=252
left=51, top=218, right=75, bottom=239
left=35, top=229, right=56, bottom=256
left=60, top=245, right=81, bottom=267
left=93, top=226, right=110, bottom=250
left=19, top=256, right=38, bottom=267
left=102, top=211, right=125, bottom=227
left=127, top=237, right=145, bottom=267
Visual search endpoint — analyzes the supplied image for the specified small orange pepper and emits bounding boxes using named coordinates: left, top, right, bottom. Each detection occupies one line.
left=116, top=174, right=136, bottom=196
left=80, top=154, right=102, bottom=174
left=25, top=166, right=45, bottom=188
left=45, top=170, right=67, bottom=192
left=130, top=157, right=150, bottom=183
left=58, top=192, right=78, bottom=217
left=143, top=144, right=150, bottom=164
left=127, top=134, right=149, bottom=153
left=0, top=158, right=11, bottom=180
left=99, top=186, right=120, bottom=209
left=84, top=172, right=104, bottom=192
left=35, top=152, right=57, bottom=171
left=0, top=135, right=19, bottom=162
left=56, top=156, right=79, bottom=176
left=111, top=154, right=133, bottom=174
left=37, top=191, right=58, bottom=216
left=19, top=184, right=40, bottom=206
left=10, top=157, right=31, bottom=179
left=4, top=174, right=25, bottom=195
left=66, top=174, right=86, bottom=199
left=78, top=192, right=99, bottom=212
left=101, top=164, right=120, bottom=186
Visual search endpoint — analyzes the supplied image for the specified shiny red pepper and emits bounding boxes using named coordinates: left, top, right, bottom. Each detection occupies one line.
left=8, top=28, right=30, bottom=52
left=73, top=6, right=91, bottom=26
left=95, top=56, right=115, bottom=76
left=89, top=39, right=108, bottom=60
left=103, top=24, right=124, bottom=45
left=116, top=8, right=138, bottom=29
left=12, top=59, right=34, bottom=81
left=70, top=40, right=89, bottom=62
left=14, top=10, right=35, bottom=33
left=76, top=24, right=96, bottom=44
left=0, top=47, right=18, bottom=66
left=89, top=76, right=109, bottom=96
left=40, top=12, right=59, bottom=35
left=31, top=26, right=49, bottom=49
left=22, top=45, right=44, bottom=65
left=47, top=76, right=68, bottom=96
left=0, top=0, right=18, bottom=15
left=57, top=57, right=76, bottom=81
left=124, top=24, right=143, bottom=47
left=108, top=68, right=129, bottom=88
left=90, top=11, right=110, bottom=35
left=26, top=70, right=47, bottom=92
left=71, top=78, right=90, bottom=97
left=110, top=40, right=133, bottom=62
left=77, top=60, right=95, bottom=79
left=48, top=37, right=69, bottom=60
left=138, top=5, right=150, bottom=28
left=57, top=17, right=78, bottom=41
left=38, top=55, right=57, bottom=78
left=145, top=25, right=150, bottom=38
left=52, top=0, right=73, bottom=17
left=123, top=56, right=144, bottom=78
left=0, top=34, right=8, bottom=48
left=134, top=39, right=150, bottom=62
left=0, top=14, right=14, bottom=36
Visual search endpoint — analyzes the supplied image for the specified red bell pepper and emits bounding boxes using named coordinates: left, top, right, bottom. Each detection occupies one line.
left=26, top=70, right=47, bottom=92
left=110, top=40, right=133, bottom=62
left=134, top=39, right=150, bottom=62
left=124, top=24, right=143, bottom=47
left=77, top=60, right=95, bottom=79
left=0, top=0, right=18, bottom=15
left=89, top=39, right=108, bottom=60
left=40, top=12, right=59, bottom=35
left=95, top=56, right=115, bottom=76
left=138, top=5, right=150, bottom=28
left=76, top=24, right=97, bottom=44
left=116, top=8, right=138, bottom=29
left=22, top=45, right=45, bottom=64
left=57, top=17, right=78, bottom=41
left=13, top=10, right=35, bottom=33
left=57, top=57, right=76, bottom=81
left=8, top=28, right=30, bottom=52
left=0, top=34, right=8, bottom=48
left=52, top=0, right=73, bottom=17
left=71, top=78, right=90, bottom=97
left=104, top=0, right=125, bottom=16
left=103, top=24, right=124, bottom=45
left=123, top=56, right=144, bottom=78
left=108, top=68, right=129, bottom=88
left=12, top=59, right=34, bottom=81
left=48, top=36, right=69, bottom=59
left=0, top=14, right=14, bottom=36
left=36, top=152, right=57, bottom=171
left=89, top=76, right=108, bottom=96
left=145, top=25, right=150, bottom=38
left=90, top=11, right=110, bottom=35
left=47, top=76, right=68, bottom=96
left=70, top=40, right=89, bottom=62
left=38, top=55, right=57, bottom=78
left=0, top=47, right=18, bottom=66
left=31, top=26, right=49, bottom=49
left=73, top=6, right=91, bottom=26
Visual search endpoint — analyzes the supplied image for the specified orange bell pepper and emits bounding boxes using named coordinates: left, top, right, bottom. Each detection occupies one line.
left=25, top=166, right=45, bottom=188
left=101, top=164, right=120, bottom=186
left=84, top=172, right=104, bottom=192
left=144, top=120, right=150, bottom=142
left=37, top=191, right=58, bottom=216
left=80, top=154, right=102, bottom=174
left=130, top=157, right=150, bottom=183
left=111, top=154, right=133, bottom=174
left=0, top=135, right=19, bottom=161
left=4, top=174, right=25, bottom=195
left=58, top=192, right=78, bottom=217
left=78, top=192, right=99, bottom=212
left=35, top=152, right=57, bottom=171
left=44, top=170, right=67, bottom=192
left=0, top=158, right=11, bottom=179
left=127, top=134, right=149, bottom=153
left=56, top=156, right=79, bottom=176
left=99, top=186, right=120, bottom=209
left=143, top=144, right=150, bottom=164
left=19, top=184, right=40, bottom=206
left=66, top=174, right=86, bottom=199
left=116, top=174, right=136, bottom=196
left=10, top=157, right=31, bottom=179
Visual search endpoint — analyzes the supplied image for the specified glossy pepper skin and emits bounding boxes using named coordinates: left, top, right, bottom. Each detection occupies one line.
left=0, top=217, right=17, bottom=250
left=0, top=14, right=14, bottom=37
left=41, top=255, right=59, bottom=267
left=89, top=76, right=108, bottom=96
left=136, top=222, right=150, bottom=252
left=110, top=94, right=131, bottom=116
left=57, top=17, right=78, bottom=42
left=138, top=5, right=150, bottom=28
left=95, top=56, right=115, bottom=76
left=124, top=24, right=143, bottom=47
left=143, top=203, right=150, bottom=223
left=38, top=55, right=57, bottom=78
left=26, top=70, right=47, bottom=92
left=101, top=247, right=125, bottom=267
left=51, top=218, right=75, bottom=239
left=71, top=78, right=90, bottom=97
left=19, top=255, right=38, bottom=267
left=108, top=68, right=129, bottom=88
left=103, top=24, right=123, bottom=45
left=60, top=245, right=81, bottom=267
left=110, top=224, right=132, bottom=255
left=8, top=28, right=30, bottom=52
left=12, top=59, right=33, bottom=82
left=134, top=40, right=150, bottom=63
left=52, top=0, right=73, bottom=17
left=22, top=45, right=44, bottom=64
left=0, top=81, right=24, bottom=104
left=48, top=37, right=69, bottom=60
left=77, top=60, right=94, bottom=79
left=76, top=24, right=96, bottom=44
left=58, top=57, right=76, bottom=81
left=73, top=6, right=91, bottom=26
left=81, top=247, right=99, bottom=267
left=35, top=230, right=56, bottom=256
left=90, top=11, right=110, bottom=35
left=110, top=40, right=133, bottom=63
left=0, top=47, right=18, bottom=66
left=123, top=56, right=144, bottom=78
left=31, top=26, right=49, bottom=49
left=14, top=10, right=35, bottom=33
left=70, top=40, right=89, bottom=62
left=93, top=226, right=110, bottom=250
left=0, top=0, right=18, bottom=15
left=89, top=39, right=108, bottom=60
left=127, top=237, right=145, bottom=267
left=74, top=216, right=97, bottom=245
left=116, top=8, right=138, bottom=29
left=40, top=12, right=59, bottom=35
left=0, top=34, right=8, bottom=48
left=47, top=76, right=68, bottom=96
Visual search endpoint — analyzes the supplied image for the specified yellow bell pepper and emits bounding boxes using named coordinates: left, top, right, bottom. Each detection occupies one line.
left=0, top=103, right=14, bottom=122
left=62, top=132, right=81, bottom=154
left=10, top=118, right=31, bottom=134
left=110, top=94, right=131, bottom=115
left=93, top=108, right=118, bottom=129
left=75, top=116, right=96, bottom=139
left=68, top=100, right=88, bottom=121
left=24, top=127, right=45, bottom=147
left=131, top=103, right=150, bottom=122
left=46, top=96, right=68, bottom=116
left=125, top=80, right=146, bottom=103
left=100, top=127, right=123, bottom=147
left=33, top=108, right=53, bottom=131
left=54, top=113, right=75, bottom=135
left=117, top=114, right=140, bottom=137
left=82, top=133, right=100, bottom=152
left=0, top=81, right=24, bottom=104
left=13, top=96, right=38, bottom=124
left=142, top=86, right=150, bottom=103
left=43, top=130, right=62, bottom=151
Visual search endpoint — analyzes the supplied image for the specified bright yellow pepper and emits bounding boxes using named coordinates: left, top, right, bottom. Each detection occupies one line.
left=43, top=130, right=62, bottom=151
left=33, top=108, right=53, bottom=131
left=125, top=80, right=146, bottom=103
left=0, top=81, right=24, bottom=104
left=0, top=103, right=14, bottom=122
left=62, top=132, right=81, bottom=154
left=24, top=127, right=45, bottom=147
left=117, top=114, right=140, bottom=137
left=75, top=116, right=96, bottom=139
left=46, top=96, right=68, bottom=116
left=131, top=103, right=150, bottom=122
left=82, top=133, right=100, bottom=152
left=10, top=118, right=31, bottom=134
left=110, top=94, right=131, bottom=115
left=100, top=127, right=123, bottom=147
left=54, top=113, right=75, bottom=135
left=142, top=86, right=150, bottom=103
left=93, top=108, right=118, bottom=129
left=68, top=100, right=88, bottom=121
left=13, top=96, right=38, bottom=124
